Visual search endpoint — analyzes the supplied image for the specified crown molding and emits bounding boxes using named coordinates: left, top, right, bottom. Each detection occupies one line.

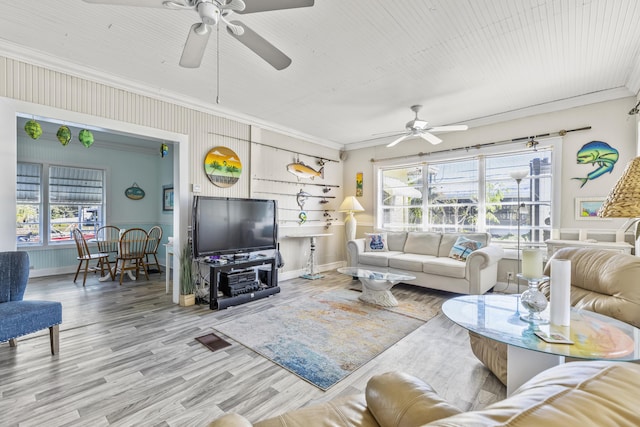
left=0, top=40, right=342, bottom=151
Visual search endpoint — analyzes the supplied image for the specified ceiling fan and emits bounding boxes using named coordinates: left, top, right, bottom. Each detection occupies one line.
left=386, top=105, right=468, bottom=147
left=83, top=0, right=314, bottom=70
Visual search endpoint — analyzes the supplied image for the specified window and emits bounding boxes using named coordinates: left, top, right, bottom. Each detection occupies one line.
left=16, top=163, right=42, bottom=244
left=376, top=145, right=555, bottom=246
left=16, top=163, right=105, bottom=245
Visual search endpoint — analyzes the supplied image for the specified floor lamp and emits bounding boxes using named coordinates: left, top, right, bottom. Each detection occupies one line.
left=598, top=156, right=640, bottom=253
left=339, top=196, right=364, bottom=267
left=510, top=170, right=529, bottom=282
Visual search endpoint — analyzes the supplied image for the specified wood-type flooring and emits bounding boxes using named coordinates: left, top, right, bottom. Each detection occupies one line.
left=0, top=270, right=505, bottom=426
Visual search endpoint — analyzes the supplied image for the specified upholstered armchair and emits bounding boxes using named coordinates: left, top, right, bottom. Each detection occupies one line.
left=0, top=251, right=62, bottom=354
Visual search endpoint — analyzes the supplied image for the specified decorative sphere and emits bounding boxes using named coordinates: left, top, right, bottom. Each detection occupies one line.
left=521, top=287, right=548, bottom=314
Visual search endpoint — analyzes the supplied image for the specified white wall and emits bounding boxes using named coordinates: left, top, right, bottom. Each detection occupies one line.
left=251, top=129, right=344, bottom=278
left=343, top=97, right=638, bottom=285
left=0, top=55, right=343, bottom=297
left=345, top=97, right=638, bottom=237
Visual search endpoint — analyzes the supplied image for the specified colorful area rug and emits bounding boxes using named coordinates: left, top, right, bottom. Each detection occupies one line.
left=213, top=288, right=437, bottom=390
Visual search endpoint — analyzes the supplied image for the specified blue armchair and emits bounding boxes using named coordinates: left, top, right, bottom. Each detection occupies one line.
left=0, top=251, right=62, bottom=354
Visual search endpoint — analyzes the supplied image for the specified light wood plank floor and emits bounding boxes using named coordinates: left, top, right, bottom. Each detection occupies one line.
left=0, top=270, right=505, bottom=426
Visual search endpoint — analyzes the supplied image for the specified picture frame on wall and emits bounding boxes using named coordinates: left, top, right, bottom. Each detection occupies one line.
left=356, top=172, right=363, bottom=197
left=163, top=186, right=174, bottom=212
left=575, top=197, right=608, bottom=220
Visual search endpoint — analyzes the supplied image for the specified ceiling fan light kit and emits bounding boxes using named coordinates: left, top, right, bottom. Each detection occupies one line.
left=386, top=105, right=468, bottom=148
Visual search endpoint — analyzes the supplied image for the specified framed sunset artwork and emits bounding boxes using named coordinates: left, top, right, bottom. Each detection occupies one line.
left=204, top=146, right=242, bottom=188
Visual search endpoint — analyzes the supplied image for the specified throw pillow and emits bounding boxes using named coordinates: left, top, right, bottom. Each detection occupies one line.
left=448, top=236, right=483, bottom=261
left=365, top=232, right=388, bottom=252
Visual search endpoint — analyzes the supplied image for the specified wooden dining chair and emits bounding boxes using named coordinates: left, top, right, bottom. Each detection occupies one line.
left=72, top=228, right=113, bottom=286
left=96, top=225, right=120, bottom=264
left=116, top=228, right=149, bottom=285
left=144, top=225, right=163, bottom=274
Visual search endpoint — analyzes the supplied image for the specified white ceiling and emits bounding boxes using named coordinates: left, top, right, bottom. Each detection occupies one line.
left=2, top=0, right=640, bottom=150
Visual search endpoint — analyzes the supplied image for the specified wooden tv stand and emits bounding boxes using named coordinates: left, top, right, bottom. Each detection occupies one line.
left=208, top=256, right=279, bottom=310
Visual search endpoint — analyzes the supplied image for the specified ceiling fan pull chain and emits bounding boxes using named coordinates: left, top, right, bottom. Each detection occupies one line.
left=216, top=22, right=221, bottom=104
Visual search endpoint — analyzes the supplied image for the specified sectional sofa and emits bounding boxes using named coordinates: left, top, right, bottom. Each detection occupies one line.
left=346, top=231, right=504, bottom=294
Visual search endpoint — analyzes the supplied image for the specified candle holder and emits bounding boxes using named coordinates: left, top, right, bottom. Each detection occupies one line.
left=517, top=274, right=549, bottom=324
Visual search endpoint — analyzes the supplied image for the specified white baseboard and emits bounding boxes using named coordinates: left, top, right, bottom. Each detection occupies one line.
left=492, top=281, right=522, bottom=294
left=29, top=266, right=77, bottom=278
left=279, top=261, right=346, bottom=281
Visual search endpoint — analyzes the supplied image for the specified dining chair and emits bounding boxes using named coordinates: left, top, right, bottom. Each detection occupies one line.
left=96, top=225, right=120, bottom=264
left=116, top=228, right=150, bottom=285
left=72, top=228, right=113, bottom=286
left=144, top=225, right=163, bottom=274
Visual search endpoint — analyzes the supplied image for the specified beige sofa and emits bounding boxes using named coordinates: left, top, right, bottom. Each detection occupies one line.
left=470, top=247, right=640, bottom=385
left=346, top=231, right=504, bottom=294
left=208, top=361, right=640, bottom=427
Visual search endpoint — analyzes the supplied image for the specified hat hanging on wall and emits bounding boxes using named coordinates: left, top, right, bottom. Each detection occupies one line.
left=24, top=119, right=43, bottom=140
left=78, top=129, right=94, bottom=148
left=56, top=125, right=72, bottom=146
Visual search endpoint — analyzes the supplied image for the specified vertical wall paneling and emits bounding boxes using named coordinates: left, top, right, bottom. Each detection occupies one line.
left=1, top=55, right=342, bottom=291
left=250, top=130, right=344, bottom=277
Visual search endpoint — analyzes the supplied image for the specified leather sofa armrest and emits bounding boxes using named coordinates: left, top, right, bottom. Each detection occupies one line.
left=365, top=372, right=461, bottom=427
left=208, top=413, right=254, bottom=427
left=347, top=238, right=366, bottom=267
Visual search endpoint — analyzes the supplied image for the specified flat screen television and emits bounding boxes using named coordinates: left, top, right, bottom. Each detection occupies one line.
left=192, top=196, right=278, bottom=258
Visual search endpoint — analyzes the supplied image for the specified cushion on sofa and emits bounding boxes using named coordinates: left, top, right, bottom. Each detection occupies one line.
left=366, top=372, right=462, bottom=427
left=365, top=233, right=388, bottom=252
left=425, top=361, right=640, bottom=427
left=358, top=251, right=403, bottom=268
left=403, top=232, right=441, bottom=256
left=385, top=231, right=408, bottom=252
left=422, top=257, right=466, bottom=279
left=388, top=253, right=436, bottom=273
left=448, top=236, right=484, bottom=261
left=438, top=233, right=489, bottom=258
left=252, top=394, right=376, bottom=427
left=540, top=247, right=640, bottom=328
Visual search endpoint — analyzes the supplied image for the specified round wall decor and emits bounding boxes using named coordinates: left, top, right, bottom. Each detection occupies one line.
left=204, top=146, right=242, bottom=188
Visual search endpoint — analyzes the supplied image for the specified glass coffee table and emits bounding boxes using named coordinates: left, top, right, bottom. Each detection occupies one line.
left=442, top=294, right=640, bottom=395
left=337, top=267, right=415, bottom=307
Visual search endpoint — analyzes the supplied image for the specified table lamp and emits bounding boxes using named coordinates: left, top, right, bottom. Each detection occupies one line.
left=338, top=196, right=364, bottom=242
left=598, top=156, right=640, bottom=254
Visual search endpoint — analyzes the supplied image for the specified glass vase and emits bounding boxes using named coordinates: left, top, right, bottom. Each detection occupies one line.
left=517, top=275, right=549, bottom=324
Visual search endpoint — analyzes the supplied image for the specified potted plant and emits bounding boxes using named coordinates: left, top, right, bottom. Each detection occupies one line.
left=179, top=241, right=195, bottom=306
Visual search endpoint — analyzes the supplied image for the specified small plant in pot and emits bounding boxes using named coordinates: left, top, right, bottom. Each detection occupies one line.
left=179, top=241, right=195, bottom=307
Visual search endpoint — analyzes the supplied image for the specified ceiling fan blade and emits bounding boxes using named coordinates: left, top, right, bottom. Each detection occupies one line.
left=227, top=21, right=292, bottom=70
left=419, top=132, right=443, bottom=145
left=220, top=0, right=246, bottom=12
left=83, top=0, right=169, bottom=7
left=428, top=125, right=469, bottom=133
left=387, top=133, right=411, bottom=148
left=179, top=23, right=211, bottom=68
left=237, top=0, right=314, bottom=14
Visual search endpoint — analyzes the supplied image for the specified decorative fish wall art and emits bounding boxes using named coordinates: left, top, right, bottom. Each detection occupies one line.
left=287, top=161, right=324, bottom=180
left=572, top=141, right=619, bottom=188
